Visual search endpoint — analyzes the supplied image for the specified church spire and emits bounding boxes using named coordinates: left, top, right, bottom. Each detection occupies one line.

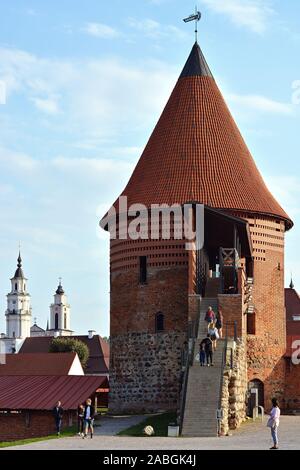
left=14, top=250, right=25, bottom=279
left=56, top=277, right=65, bottom=295
left=290, top=277, right=295, bottom=289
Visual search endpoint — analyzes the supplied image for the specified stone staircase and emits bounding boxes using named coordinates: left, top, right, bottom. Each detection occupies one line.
left=182, top=298, right=225, bottom=437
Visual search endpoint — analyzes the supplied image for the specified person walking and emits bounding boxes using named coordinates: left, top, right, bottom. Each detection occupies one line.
left=208, top=322, right=219, bottom=351
left=200, top=335, right=214, bottom=367
left=199, top=343, right=206, bottom=367
left=53, top=400, right=63, bottom=436
left=216, top=309, right=224, bottom=339
left=83, top=398, right=95, bottom=439
left=77, top=403, right=84, bottom=436
left=205, top=306, right=215, bottom=331
left=267, top=398, right=280, bottom=449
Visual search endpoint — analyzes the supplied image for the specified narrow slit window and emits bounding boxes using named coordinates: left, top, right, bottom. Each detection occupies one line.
left=156, top=312, right=164, bottom=332
left=139, top=256, right=147, bottom=284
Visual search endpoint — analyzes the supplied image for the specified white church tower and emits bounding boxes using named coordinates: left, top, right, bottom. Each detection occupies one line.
left=1, top=252, right=32, bottom=353
left=48, top=280, right=73, bottom=336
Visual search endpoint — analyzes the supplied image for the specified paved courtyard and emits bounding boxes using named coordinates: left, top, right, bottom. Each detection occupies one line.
left=3, top=415, right=300, bottom=450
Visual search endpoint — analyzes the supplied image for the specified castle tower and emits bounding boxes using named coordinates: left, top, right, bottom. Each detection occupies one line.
left=49, top=280, right=73, bottom=336
left=5, top=252, right=32, bottom=340
left=101, top=42, right=293, bottom=412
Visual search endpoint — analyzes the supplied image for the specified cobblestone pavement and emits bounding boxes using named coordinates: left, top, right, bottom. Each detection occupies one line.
left=3, top=415, right=300, bottom=450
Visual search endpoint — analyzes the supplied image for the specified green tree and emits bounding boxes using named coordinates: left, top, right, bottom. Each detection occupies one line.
left=49, top=337, right=89, bottom=369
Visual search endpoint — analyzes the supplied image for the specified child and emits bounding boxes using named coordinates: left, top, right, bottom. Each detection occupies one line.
left=199, top=343, right=206, bottom=366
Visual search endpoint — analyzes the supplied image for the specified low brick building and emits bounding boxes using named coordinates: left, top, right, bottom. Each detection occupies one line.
left=0, top=375, right=108, bottom=441
left=0, top=352, right=84, bottom=376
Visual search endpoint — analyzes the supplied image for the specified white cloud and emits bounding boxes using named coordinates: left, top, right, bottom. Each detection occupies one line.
left=82, top=22, right=119, bottom=39
left=202, top=0, right=275, bottom=34
left=31, top=97, right=60, bottom=115
left=127, top=17, right=188, bottom=40
left=0, top=147, right=38, bottom=172
left=227, top=93, right=293, bottom=115
left=265, top=175, right=300, bottom=217
left=0, top=46, right=177, bottom=141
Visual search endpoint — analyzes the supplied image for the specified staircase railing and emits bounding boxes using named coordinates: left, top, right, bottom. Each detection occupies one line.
left=179, top=310, right=201, bottom=434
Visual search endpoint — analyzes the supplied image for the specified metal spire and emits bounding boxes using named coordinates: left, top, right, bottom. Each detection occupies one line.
left=183, top=6, right=201, bottom=43
left=290, top=274, right=294, bottom=289
left=17, top=248, right=22, bottom=268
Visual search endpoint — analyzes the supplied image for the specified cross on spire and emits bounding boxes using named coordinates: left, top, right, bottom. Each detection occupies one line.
left=183, top=7, right=202, bottom=43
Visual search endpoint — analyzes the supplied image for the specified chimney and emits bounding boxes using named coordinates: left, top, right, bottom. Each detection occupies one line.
left=88, top=330, right=96, bottom=339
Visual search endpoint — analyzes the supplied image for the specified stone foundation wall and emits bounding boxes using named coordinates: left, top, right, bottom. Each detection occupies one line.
left=220, top=339, right=248, bottom=435
left=109, top=331, right=186, bottom=413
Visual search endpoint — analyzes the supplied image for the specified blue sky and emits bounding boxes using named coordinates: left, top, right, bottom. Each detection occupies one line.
left=0, top=0, right=299, bottom=336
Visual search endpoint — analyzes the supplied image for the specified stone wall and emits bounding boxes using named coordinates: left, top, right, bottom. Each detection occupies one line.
left=109, top=331, right=186, bottom=413
left=220, top=339, right=248, bottom=435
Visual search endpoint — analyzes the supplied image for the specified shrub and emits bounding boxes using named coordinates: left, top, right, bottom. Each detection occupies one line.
left=49, top=337, right=89, bottom=369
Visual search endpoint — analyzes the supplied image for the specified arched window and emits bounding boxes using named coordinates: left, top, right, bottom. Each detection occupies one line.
left=64, top=313, right=67, bottom=329
left=155, top=312, right=164, bottom=332
left=55, top=313, right=59, bottom=330
left=15, top=283, right=17, bottom=291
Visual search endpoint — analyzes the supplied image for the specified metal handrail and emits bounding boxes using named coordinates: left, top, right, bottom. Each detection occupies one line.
left=179, top=310, right=201, bottom=434
left=179, top=346, right=190, bottom=434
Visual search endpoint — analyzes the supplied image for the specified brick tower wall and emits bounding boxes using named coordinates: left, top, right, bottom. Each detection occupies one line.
left=231, top=212, right=286, bottom=408
left=109, top=235, right=189, bottom=413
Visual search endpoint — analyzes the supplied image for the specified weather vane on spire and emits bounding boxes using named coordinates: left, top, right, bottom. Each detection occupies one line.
left=183, top=6, right=201, bottom=43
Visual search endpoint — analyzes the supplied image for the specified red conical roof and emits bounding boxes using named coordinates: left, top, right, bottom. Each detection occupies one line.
left=110, top=43, right=293, bottom=229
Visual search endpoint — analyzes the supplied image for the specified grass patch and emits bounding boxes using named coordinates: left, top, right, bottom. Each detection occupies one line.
left=0, top=425, right=77, bottom=448
left=97, top=407, right=108, bottom=415
left=117, top=412, right=177, bottom=437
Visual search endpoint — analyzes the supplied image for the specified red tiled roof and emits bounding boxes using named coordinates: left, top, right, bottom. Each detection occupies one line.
left=103, top=43, right=292, bottom=230
left=0, top=375, right=108, bottom=410
left=285, top=288, right=300, bottom=336
left=285, top=288, right=300, bottom=321
left=0, top=353, right=79, bottom=376
left=19, top=335, right=109, bottom=374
